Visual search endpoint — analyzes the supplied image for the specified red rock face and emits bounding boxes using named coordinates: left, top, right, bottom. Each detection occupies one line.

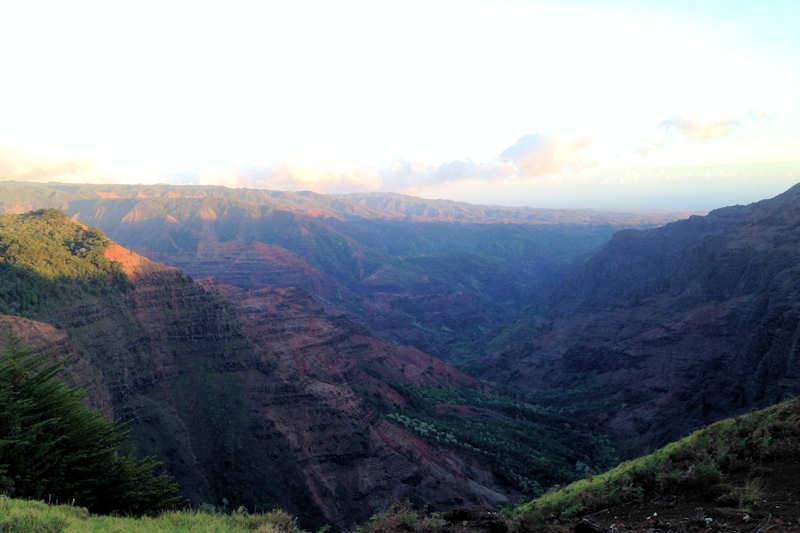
left=208, top=282, right=473, bottom=387
left=187, top=240, right=339, bottom=298
left=199, top=281, right=507, bottom=525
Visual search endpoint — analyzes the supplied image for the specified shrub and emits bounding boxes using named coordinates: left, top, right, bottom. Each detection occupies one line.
left=356, top=503, right=448, bottom=533
left=0, top=337, right=181, bottom=515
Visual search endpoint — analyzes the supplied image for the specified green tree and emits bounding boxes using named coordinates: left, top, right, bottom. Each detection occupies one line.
left=0, top=336, right=181, bottom=515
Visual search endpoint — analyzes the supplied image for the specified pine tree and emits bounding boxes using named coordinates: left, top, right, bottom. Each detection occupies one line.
left=0, top=336, right=181, bottom=514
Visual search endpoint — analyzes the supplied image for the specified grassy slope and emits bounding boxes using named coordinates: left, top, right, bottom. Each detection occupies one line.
left=0, top=497, right=303, bottom=533
left=517, top=397, right=800, bottom=523
left=0, top=208, right=130, bottom=316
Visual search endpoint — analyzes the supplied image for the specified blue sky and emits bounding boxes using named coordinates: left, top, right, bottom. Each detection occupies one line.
left=0, top=0, right=798, bottom=209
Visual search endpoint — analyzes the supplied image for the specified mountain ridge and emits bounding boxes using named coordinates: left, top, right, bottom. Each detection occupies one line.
left=0, top=183, right=688, bottom=364
left=476, top=182, right=800, bottom=455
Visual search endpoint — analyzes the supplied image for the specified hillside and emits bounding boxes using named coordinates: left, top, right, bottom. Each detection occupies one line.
left=517, top=396, right=800, bottom=532
left=0, top=182, right=688, bottom=364
left=0, top=209, right=616, bottom=528
left=0, top=208, right=131, bottom=314
left=476, top=183, right=800, bottom=455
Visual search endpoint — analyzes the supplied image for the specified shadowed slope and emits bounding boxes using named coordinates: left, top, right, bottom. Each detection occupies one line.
left=478, top=183, right=800, bottom=455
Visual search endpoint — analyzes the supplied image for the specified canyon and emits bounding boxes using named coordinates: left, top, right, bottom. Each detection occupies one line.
left=0, top=208, right=609, bottom=528
left=478, top=183, right=800, bottom=455
left=2, top=183, right=800, bottom=528
left=0, top=182, right=688, bottom=364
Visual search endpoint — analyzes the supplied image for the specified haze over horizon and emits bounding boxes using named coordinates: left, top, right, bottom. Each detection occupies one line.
left=1, top=0, right=799, bottom=210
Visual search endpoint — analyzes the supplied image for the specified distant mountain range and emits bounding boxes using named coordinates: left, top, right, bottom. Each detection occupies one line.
left=0, top=182, right=690, bottom=225
left=0, top=182, right=691, bottom=364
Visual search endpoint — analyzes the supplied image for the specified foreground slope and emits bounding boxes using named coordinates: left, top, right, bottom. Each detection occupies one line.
left=518, top=397, right=800, bottom=532
left=0, top=497, right=302, bottom=533
left=479, top=183, right=800, bottom=454
left=0, top=209, right=612, bottom=527
left=0, top=182, right=687, bottom=363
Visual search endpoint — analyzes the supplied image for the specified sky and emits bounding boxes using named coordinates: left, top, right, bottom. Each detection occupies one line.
left=1, top=0, right=799, bottom=210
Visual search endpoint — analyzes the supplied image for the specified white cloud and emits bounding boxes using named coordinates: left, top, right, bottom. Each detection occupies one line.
left=0, top=148, right=94, bottom=182
left=659, top=116, right=739, bottom=141
left=500, top=134, right=591, bottom=177
left=0, top=133, right=596, bottom=193
left=190, top=163, right=383, bottom=194
left=378, top=134, right=591, bottom=191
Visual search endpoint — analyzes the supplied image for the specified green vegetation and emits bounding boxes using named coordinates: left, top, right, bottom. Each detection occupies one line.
left=383, top=385, right=617, bottom=496
left=0, top=209, right=129, bottom=315
left=0, top=496, right=303, bottom=533
left=517, top=396, right=800, bottom=523
left=0, top=339, right=180, bottom=515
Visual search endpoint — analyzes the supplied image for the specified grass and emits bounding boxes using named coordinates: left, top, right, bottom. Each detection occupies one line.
left=516, top=396, right=800, bottom=524
left=0, top=496, right=304, bottom=533
left=735, top=479, right=764, bottom=512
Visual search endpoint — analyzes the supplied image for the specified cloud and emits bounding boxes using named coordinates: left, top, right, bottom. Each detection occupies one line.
left=0, top=148, right=94, bottom=182
left=635, top=111, right=763, bottom=157
left=0, top=132, right=594, bottom=194
left=192, top=163, right=382, bottom=194
left=500, top=134, right=590, bottom=177
left=379, top=158, right=513, bottom=190
left=659, top=116, right=739, bottom=141
left=380, top=134, right=590, bottom=191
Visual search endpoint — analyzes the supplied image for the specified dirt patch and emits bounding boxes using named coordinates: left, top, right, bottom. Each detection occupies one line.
left=564, top=462, right=800, bottom=532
